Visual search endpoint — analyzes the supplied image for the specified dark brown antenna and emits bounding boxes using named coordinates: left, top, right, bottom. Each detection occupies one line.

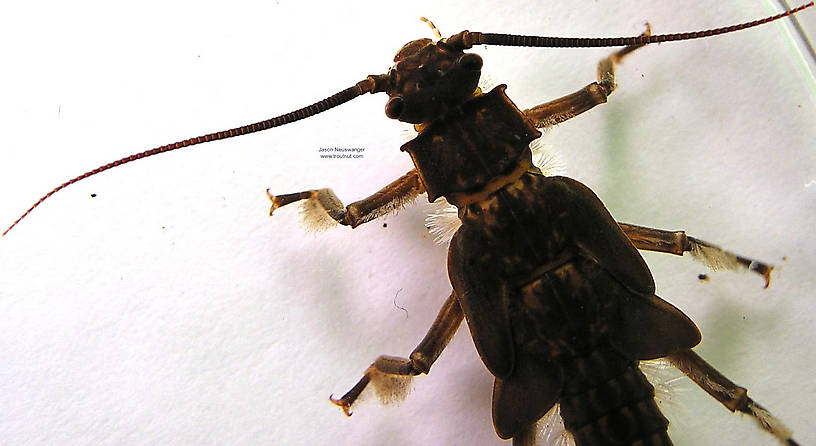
left=4, top=3, right=812, bottom=236
left=3, top=76, right=387, bottom=236
left=449, top=2, right=813, bottom=49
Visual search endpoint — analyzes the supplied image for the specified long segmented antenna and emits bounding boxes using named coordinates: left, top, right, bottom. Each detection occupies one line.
left=4, top=3, right=812, bottom=236
left=448, top=2, right=813, bottom=49
left=3, top=76, right=387, bottom=236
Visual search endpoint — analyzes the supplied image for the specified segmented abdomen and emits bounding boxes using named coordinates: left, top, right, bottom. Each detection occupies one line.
left=511, top=261, right=672, bottom=445
left=559, top=347, right=670, bottom=446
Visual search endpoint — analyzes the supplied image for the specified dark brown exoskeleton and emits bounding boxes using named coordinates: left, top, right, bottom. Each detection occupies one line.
left=3, top=5, right=812, bottom=446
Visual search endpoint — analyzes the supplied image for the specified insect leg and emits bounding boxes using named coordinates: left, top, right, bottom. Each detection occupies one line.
left=330, top=291, right=463, bottom=415
left=523, top=25, right=651, bottom=128
left=618, top=222, right=773, bottom=287
left=667, top=349, right=798, bottom=446
left=267, top=169, right=423, bottom=229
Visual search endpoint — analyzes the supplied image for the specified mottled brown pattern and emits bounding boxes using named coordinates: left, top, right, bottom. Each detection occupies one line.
left=383, top=48, right=703, bottom=442
left=447, top=170, right=698, bottom=445
left=560, top=350, right=670, bottom=445
left=401, top=86, right=540, bottom=201
left=385, top=38, right=482, bottom=124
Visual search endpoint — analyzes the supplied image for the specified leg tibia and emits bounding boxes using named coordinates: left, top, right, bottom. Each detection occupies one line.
left=330, top=292, right=463, bottom=415
left=267, top=169, right=423, bottom=229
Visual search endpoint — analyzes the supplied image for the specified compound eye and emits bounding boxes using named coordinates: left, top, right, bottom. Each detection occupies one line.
left=458, top=53, right=483, bottom=71
left=385, top=96, right=405, bottom=120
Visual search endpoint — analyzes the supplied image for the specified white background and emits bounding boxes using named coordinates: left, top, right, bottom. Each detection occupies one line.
left=1, top=1, right=815, bottom=445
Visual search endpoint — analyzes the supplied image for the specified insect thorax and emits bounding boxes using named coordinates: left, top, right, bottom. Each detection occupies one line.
left=400, top=85, right=541, bottom=202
